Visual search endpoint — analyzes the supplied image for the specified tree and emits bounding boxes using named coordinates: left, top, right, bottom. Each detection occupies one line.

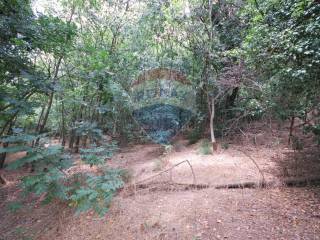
left=243, top=0, right=320, bottom=141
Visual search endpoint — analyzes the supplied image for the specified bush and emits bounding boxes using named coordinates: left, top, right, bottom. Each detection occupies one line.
left=199, top=139, right=212, bottom=155
left=1, top=133, right=123, bottom=216
left=69, top=169, right=123, bottom=215
left=187, top=127, right=203, bottom=144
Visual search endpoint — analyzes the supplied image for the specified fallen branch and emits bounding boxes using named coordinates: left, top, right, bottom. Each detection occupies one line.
left=215, top=181, right=267, bottom=189
left=135, top=182, right=210, bottom=191
left=236, top=148, right=266, bottom=183
left=215, top=175, right=320, bottom=189
left=134, top=160, right=196, bottom=185
left=131, top=176, right=320, bottom=193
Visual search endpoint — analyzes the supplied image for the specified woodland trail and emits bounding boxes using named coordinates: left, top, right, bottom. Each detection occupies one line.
left=1, top=136, right=320, bottom=240
left=38, top=139, right=320, bottom=240
left=1, top=0, right=319, bottom=239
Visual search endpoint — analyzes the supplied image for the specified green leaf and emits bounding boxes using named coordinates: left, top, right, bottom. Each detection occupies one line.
left=0, top=145, right=32, bottom=154
left=7, top=152, right=42, bottom=170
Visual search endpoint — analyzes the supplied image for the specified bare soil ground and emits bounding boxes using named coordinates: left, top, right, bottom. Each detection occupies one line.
left=1, top=122, right=320, bottom=240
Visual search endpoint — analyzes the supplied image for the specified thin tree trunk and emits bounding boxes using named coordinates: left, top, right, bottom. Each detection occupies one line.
left=74, top=102, right=84, bottom=153
left=61, top=100, right=66, bottom=146
left=225, top=87, right=239, bottom=109
left=210, top=98, right=217, bottom=152
left=32, top=105, right=46, bottom=146
left=69, top=130, right=75, bottom=149
left=35, top=56, right=63, bottom=147
left=82, top=135, right=87, bottom=148
left=288, top=116, right=295, bottom=145
left=0, top=111, right=19, bottom=136
left=38, top=57, right=62, bottom=132
left=75, top=135, right=80, bottom=153
left=0, top=141, right=9, bottom=169
left=208, top=0, right=217, bottom=153
left=36, top=105, right=46, bottom=132
left=0, top=119, right=15, bottom=168
left=35, top=92, right=54, bottom=145
left=69, top=106, right=78, bottom=149
left=35, top=6, right=75, bottom=144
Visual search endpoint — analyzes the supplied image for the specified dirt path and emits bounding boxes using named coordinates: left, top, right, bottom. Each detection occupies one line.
left=41, top=141, right=320, bottom=240
left=1, top=139, right=320, bottom=240
left=41, top=188, right=320, bottom=240
left=110, top=140, right=278, bottom=186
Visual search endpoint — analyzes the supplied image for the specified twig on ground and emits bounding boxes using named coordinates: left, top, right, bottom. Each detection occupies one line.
left=236, top=148, right=266, bottom=184
left=132, top=176, right=320, bottom=192
left=135, top=160, right=196, bottom=185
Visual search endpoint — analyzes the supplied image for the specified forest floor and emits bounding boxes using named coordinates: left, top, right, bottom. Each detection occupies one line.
left=1, top=122, right=320, bottom=240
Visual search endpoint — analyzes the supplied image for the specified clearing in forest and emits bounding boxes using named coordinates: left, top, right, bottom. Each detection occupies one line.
left=1, top=124, right=320, bottom=240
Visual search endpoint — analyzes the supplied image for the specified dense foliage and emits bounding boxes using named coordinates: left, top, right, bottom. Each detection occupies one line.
left=0, top=0, right=319, bottom=215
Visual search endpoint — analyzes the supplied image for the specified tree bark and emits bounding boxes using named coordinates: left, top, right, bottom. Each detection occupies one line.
left=60, top=100, right=66, bottom=146
left=225, top=87, right=239, bottom=109
left=35, top=92, right=54, bottom=145
left=210, top=98, right=217, bottom=152
left=75, top=135, right=80, bottom=153
left=288, top=116, right=295, bottom=145
left=0, top=119, right=15, bottom=168
left=35, top=105, right=46, bottom=133
left=69, top=129, right=75, bottom=149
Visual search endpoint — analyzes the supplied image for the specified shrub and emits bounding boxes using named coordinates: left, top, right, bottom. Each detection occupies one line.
left=187, top=127, right=203, bottom=144
left=1, top=133, right=123, bottom=216
left=69, top=169, right=123, bottom=215
left=199, top=139, right=212, bottom=155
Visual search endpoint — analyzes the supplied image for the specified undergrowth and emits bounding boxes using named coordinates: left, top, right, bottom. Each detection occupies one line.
left=1, top=129, right=124, bottom=216
left=199, top=139, right=212, bottom=155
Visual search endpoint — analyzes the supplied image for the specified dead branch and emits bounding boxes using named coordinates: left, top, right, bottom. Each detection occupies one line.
left=215, top=175, right=320, bottom=189
left=129, top=175, right=320, bottom=195
left=134, top=160, right=196, bottom=185
left=236, top=148, right=266, bottom=183
left=132, top=176, right=320, bottom=193
left=135, top=182, right=210, bottom=192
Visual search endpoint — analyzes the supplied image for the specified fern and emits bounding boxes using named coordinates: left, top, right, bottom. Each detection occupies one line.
left=4, top=132, right=123, bottom=216
left=7, top=145, right=72, bottom=171
left=70, top=169, right=124, bottom=216
left=80, top=141, right=118, bottom=166
left=0, top=145, right=32, bottom=154
left=0, top=134, right=39, bottom=143
left=73, top=121, right=103, bottom=142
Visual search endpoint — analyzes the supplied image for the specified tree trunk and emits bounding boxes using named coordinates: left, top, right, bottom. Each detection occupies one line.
left=0, top=142, right=9, bottom=169
left=69, top=106, right=78, bottom=149
left=61, top=100, right=66, bottom=146
left=210, top=98, right=217, bottom=152
left=74, top=98, right=85, bottom=153
left=0, top=120, right=15, bottom=168
left=82, top=135, right=88, bottom=148
left=0, top=110, right=19, bottom=136
left=35, top=7, right=75, bottom=143
left=288, top=116, right=295, bottom=145
left=36, top=105, right=46, bottom=132
left=75, top=136, right=80, bottom=153
left=69, top=130, right=75, bottom=149
left=225, top=87, right=239, bottom=109
left=35, top=92, right=54, bottom=145
left=32, top=105, right=46, bottom=147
